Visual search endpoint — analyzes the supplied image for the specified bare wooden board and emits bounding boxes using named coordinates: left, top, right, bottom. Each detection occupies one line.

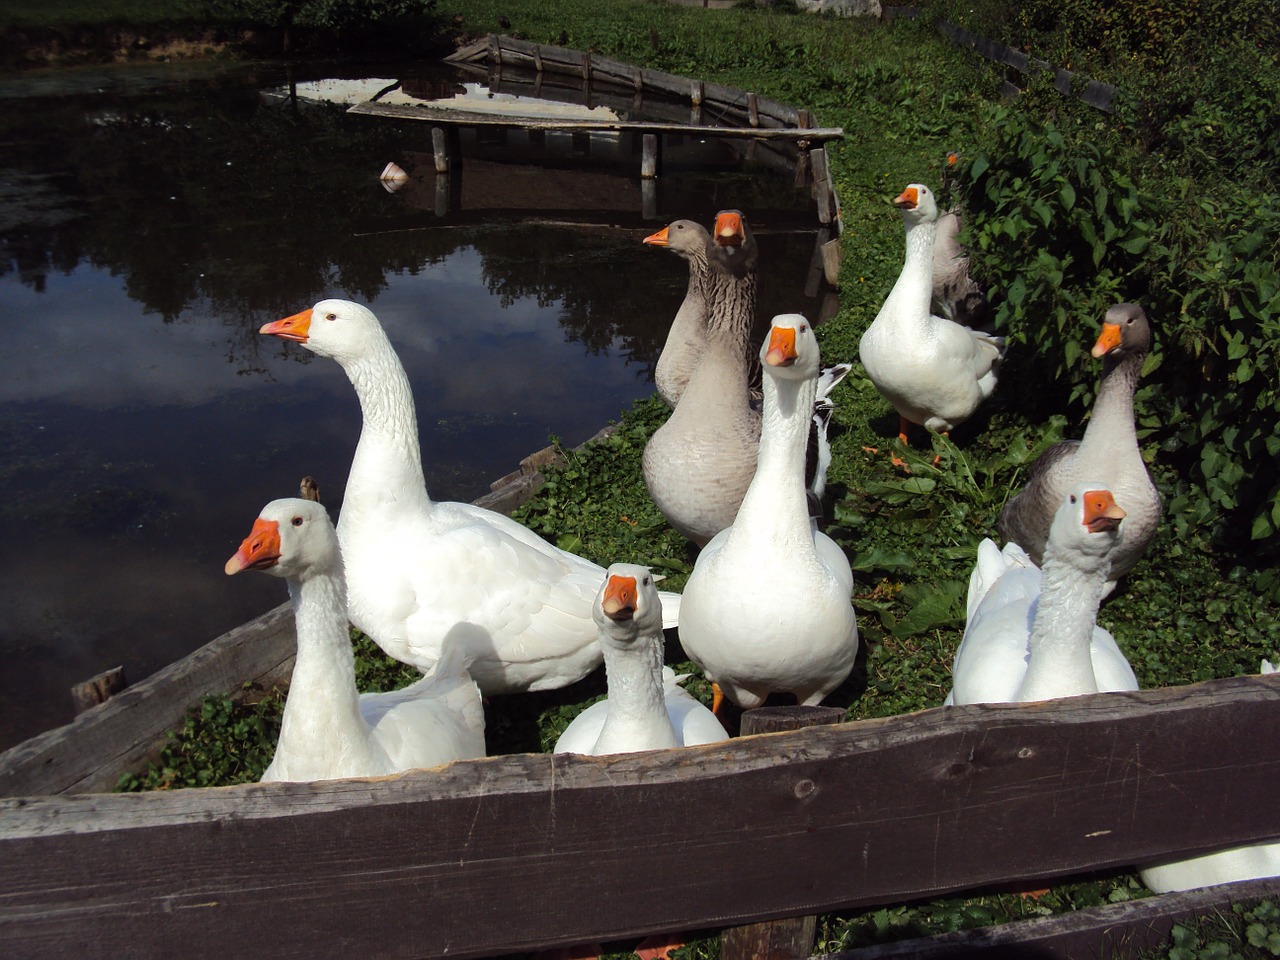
left=2, top=677, right=1278, bottom=960
left=826, top=876, right=1280, bottom=958
left=347, top=100, right=842, bottom=141
left=0, top=604, right=296, bottom=797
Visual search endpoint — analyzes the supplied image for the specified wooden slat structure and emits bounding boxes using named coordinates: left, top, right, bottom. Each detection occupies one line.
left=2, top=676, right=1279, bottom=959
left=349, top=34, right=845, bottom=255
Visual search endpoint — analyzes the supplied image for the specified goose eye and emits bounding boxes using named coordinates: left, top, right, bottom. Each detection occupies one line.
left=325, top=313, right=337, bottom=321
left=800, top=324, right=809, bottom=333
left=642, top=576, right=651, bottom=586
left=1069, top=494, right=1078, bottom=504
left=292, top=516, right=304, bottom=526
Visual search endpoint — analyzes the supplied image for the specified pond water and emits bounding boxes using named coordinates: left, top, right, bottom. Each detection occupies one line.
left=0, top=58, right=829, bottom=752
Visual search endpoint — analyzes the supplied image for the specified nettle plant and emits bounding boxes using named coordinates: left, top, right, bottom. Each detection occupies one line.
left=952, top=107, right=1280, bottom=563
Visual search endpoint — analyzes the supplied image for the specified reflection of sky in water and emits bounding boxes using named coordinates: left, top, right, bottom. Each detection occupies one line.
left=0, top=250, right=653, bottom=750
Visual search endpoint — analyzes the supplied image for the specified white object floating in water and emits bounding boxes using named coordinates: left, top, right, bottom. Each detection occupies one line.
left=379, top=161, right=409, bottom=193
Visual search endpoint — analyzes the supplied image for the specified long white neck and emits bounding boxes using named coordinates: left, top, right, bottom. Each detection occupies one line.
left=1017, top=545, right=1111, bottom=701
left=728, top=368, right=817, bottom=554
left=882, top=216, right=937, bottom=330
left=1076, top=350, right=1143, bottom=466
left=277, top=566, right=373, bottom=764
left=338, top=329, right=431, bottom=520
left=593, top=630, right=678, bottom=754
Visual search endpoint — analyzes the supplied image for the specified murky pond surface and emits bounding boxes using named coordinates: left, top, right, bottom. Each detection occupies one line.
left=0, top=58, right=828, bottom=751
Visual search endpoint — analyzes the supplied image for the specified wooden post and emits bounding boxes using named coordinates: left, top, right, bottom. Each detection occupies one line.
left=747, top=92, right=760, bottom=127
left=70, top=666, right=128, bottom=716
left=690, top=80, right=704, bottom=125
left=431, top=127, right=449, bottom=173
left=641, top=133, right=659, bottom=179
left=810, top=148, right=833, bottom=225
left=641, top=178, right=658, bottom=221
left=720, top=705, right=846, bottom=960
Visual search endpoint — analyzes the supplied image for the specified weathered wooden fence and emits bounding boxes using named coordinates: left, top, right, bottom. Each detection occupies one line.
left=3, top=673, right=1279, bottom=959
left=347, top=35, right=844, bottom=283
left=883, top=6, right=1118, bottom=111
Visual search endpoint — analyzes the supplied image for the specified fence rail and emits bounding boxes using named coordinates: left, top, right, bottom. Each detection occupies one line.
left=3, top=675, right=1278, bottom=959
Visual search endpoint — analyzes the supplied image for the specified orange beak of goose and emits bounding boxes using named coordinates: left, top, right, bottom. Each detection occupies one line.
left=1082, top=490, right=1126, bottom=534
left=601, top=575, right=638, bottom=622
left=714, top=211, right=745, bottom=248
left=1091, top=321, right=1122, bottom=358
left=643, top=226, right=670, bottom=247
left=893, top=186, right=919, bottom=210
left=225, top=517, right=282, bottom=575
left=765, top=326, right=798, bottom=367
left=260, top=308, right=313, bottom=342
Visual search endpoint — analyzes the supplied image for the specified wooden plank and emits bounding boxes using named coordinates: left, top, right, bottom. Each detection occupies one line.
left=828, top=876, right=1280, bottom=959
left=722, top=707, right=847, bottom=960
left=69, top=666, right=127, bottom=716
left=2, top=677, right=1279, bottom=960
left=0, top=604, right=297, bottom=798
left=347, top=100, right=843, bottom=141
left=450, top=37, right=802, bottom=127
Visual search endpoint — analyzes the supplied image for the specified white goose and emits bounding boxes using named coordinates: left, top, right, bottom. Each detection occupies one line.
left=1138, top=660, right=1280, bottom=892
left=859, top=183, right=1005, bottom=464
left=998, top=303, right=1161, bottom=592
left=644, top=219, right=712, bottom=409
left=554, top=563, right=728, bottom=755
left=946, top=484, right=1138, bottom=706
left=678, top=314, right=859, bottom=712
left=260, top=300, right=682, bottom=694
left=642, top=210, right=761, bottom=546
left=225, top=498, right=486, bottom=782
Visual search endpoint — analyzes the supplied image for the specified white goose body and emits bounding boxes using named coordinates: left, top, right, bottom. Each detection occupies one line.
left=859, top=184, right=1004, bottom=435
left=642, top=211, right=762, bottom=546
left=554, top=564, right=728, bottom=755
left=261, top=300, right=682, bottom=694
left=678, top=314, right=859, bottom=710
left=646, top=219, right=713, bottom=409
left=947, top=485, right=1138, bottom=706
left=1138, top=660, right=1280, bottom=892
left=998, top=303, right=1161, bottom=590
left=226, top=498, right=486, bottom=782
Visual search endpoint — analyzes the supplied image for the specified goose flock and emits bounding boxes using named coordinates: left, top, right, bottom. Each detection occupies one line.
left=225, top=189, right=1274, bottom=904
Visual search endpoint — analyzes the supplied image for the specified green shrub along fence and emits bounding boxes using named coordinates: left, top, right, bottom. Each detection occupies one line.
left=952, top=108, right=1280, bottom=560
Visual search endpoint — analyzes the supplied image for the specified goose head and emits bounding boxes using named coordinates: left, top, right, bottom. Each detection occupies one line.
left=592, top=562, right=664, bottom=648
left=1043, top=483, right=1127, bottom=574
left=260, top=299, right=385, bottom=366
left=225, top=497, right=340, bottom=582
left=893, top=183, right=940, bottom=226
left=709, top=209, right=759, bottom=274
left=761, top=313, right=821, bottom=382
left=1091, top=302, right=1151, bottom=359
left=643, top=219, right=711, bottom=261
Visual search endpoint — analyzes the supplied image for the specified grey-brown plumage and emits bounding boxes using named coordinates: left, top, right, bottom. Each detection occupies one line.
left=998, top=303, right=1161, bottom=593
left=642, top=210, right=760, bottom=546
left=932, top=208, right=992, bottom=329
left=645, top=219, right=713, bottom=408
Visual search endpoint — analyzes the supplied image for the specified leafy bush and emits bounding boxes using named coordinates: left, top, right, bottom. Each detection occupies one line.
left=952, top=105, right=1280, bottom=559
left=116, top=687, right=284, bottom=790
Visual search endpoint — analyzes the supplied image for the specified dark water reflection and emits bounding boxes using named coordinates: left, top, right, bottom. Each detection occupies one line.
left=0, top=59, right=825, bottom=751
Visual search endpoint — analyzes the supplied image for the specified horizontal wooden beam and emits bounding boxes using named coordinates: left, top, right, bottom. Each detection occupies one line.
left=0, top=603, right=297, bottom=797
left=829, top=876, right=1280, bottom=959
left=348, top=100, right=843, bottom=141
left=2, top=676, right=1278, bottom=959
